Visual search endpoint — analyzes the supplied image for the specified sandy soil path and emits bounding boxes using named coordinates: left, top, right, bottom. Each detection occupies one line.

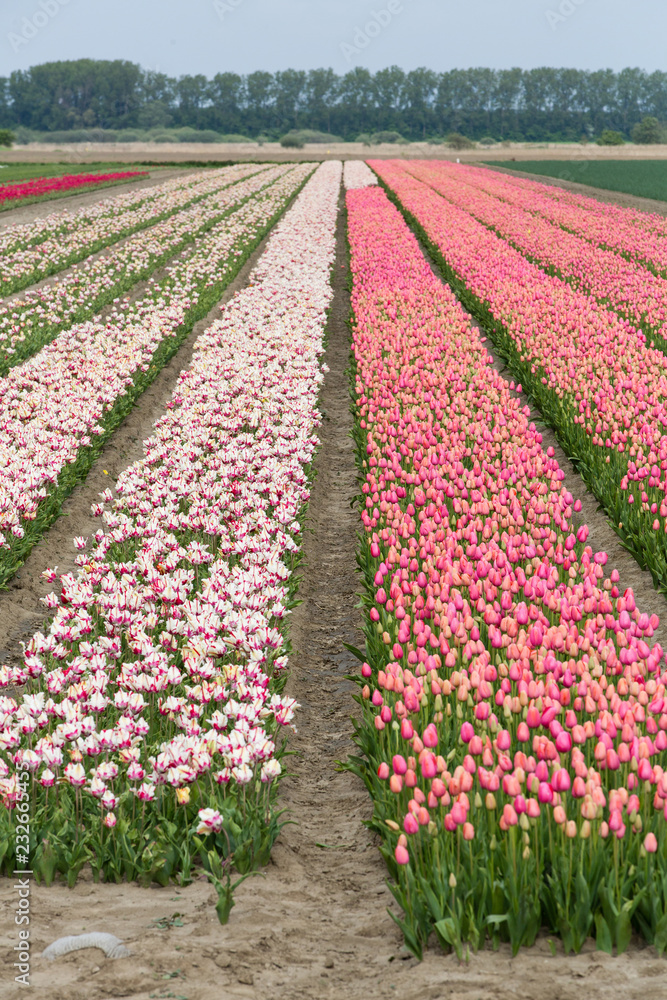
left=0, top=187, right=666, bottom=1000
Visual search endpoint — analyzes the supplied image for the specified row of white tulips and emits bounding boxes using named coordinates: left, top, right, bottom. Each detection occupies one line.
left=0, top=165, right=262, bottom=293
left=0, top=165, right=282, bottom=365
left=0, top=163, right=313, bottom=563
left=0, top=162, right=341, bottom=872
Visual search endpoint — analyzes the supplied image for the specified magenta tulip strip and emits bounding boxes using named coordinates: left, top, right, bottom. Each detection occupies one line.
left=370, top=159, right=667, bottom=595
left=0, top=163, right=313, bottom=587
left=346, top=184, right=667, bottom=959
left=0, top=170, right=148, bottom=208
left=0, top=160, right=340, bottom=919
left=0, top=164, right=269, bottom=297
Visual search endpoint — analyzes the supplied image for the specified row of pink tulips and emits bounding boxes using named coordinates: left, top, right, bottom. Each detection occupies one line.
left=346, top=182, right=667, bottom=957
left=403, top=160, right=667, bottom=343
left=370, top=159, right=667, bottom=591
left=451, top=162, right=667, bottom=276
left=0, top=161, right=341, bottom=906
left=0, top=164, right=267, bottom=296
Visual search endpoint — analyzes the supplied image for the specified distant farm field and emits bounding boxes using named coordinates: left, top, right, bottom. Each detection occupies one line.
left=485, top=158, right=667, bottom=202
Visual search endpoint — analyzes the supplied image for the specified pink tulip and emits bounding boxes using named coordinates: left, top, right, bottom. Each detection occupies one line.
left=395, top=844, right=410, bottom=865
left=423, top=724, right=438, bottom=748
left=460, top=721, right=474, bottom=743
left=403, top=812, right=420, bottom=835
left=644, top=832, right=658, bottom=853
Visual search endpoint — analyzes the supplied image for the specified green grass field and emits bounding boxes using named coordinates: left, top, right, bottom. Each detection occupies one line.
left=0, top=162, right=160, bottom=211
left=484, top=159, right=667, bottom=202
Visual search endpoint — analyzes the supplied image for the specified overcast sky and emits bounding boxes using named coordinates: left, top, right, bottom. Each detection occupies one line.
left=2, top=0, right=665, bottom=77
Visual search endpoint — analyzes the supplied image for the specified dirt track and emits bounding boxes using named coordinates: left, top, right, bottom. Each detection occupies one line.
left=1, top=174, right=667, bottom=999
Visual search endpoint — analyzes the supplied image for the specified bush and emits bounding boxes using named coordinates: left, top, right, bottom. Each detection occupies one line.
left=478, top=136, right=497, bottom=146
left=147, top=131, right=178, bottom=143
left=116, top=130, right=142, bottom=142
left=12, top=127, right=34, bottom=145
left=297, top=129, right=342, bottom=143
left=0, top=129, right=15, bottom=148
left=632, top=116, right=664, bottom=144
left=369, top=131, right=405, bottom=144
left=173, top=127, right=199, bottom=142
left=256, top=134, right=270, bottom=146
left=356, top=133, right=372, bottom=146
left=427, top=136, right=445, bottom=145
left=280, top=129, right=341, bottom=146
left=446, top=132, right=476, bottom=150
left=280, top=133, right=304, bottom=148
left=596, top=129, right=625, bottom=146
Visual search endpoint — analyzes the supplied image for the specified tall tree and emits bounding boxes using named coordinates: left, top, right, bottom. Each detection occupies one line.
left=272, top=69, right=307, bottom=132
left=245, top=71, right=273, bottom=134
left=404, top=68, right=438, bottom=138
left=373, top=66, right=407, bottom=133
left=174, top=75, right=210, bottom=128
left=305, top=69, right=339, bottom=133
left=336, top=68, right=375, bottom=137
left=208, top=72, right=245, bottom=133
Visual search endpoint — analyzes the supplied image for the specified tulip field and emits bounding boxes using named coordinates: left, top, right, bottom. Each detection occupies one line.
left=0, top=170, right=149, bottom=209
left=2, top=155, right=667, bottom=969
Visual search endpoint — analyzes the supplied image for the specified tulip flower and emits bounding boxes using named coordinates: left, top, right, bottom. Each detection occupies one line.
left=644, top=832, right=658, bottom=853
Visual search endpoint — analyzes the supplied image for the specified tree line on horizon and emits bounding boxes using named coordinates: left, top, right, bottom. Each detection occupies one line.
left=2, top=60, right=667, bottom=142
